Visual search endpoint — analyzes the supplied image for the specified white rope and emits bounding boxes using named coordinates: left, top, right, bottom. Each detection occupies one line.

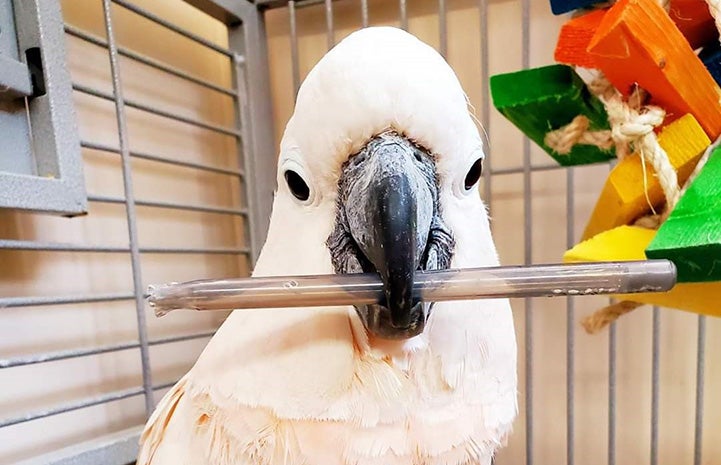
left=544, top=115, right=614, bottom=154
left=584, top=74, right=681, bottom=210
left=575, top=69, right=682, bottom=333
left=706, top=0, right=721, bottom=44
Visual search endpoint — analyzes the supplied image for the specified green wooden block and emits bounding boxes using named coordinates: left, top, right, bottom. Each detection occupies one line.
left=646, top=147, right=721, bottom=283
left=490, top=64, right=615, bottom=166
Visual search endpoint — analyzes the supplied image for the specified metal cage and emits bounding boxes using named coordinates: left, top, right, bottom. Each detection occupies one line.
left=0, top=0, right=715, bottom=464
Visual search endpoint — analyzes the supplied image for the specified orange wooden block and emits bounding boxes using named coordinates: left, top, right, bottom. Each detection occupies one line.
left=555, top=9, right=607, bottom=69
left=581, top=114, right=710, bottom=240
left=668, top=0, right=718, bottom=49
left=588, top=0, right=721, bottom=138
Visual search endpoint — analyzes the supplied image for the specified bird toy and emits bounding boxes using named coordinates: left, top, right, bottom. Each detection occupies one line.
left=491, top=0, right=721, bottom=332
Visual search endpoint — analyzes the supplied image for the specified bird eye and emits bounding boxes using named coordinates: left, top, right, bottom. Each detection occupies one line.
left=284, top=170, right=310, bottom=201
left=464, top=158, right=483, bottom=191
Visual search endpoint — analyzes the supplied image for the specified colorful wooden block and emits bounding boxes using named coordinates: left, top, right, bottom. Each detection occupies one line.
left=555, top=9, right=607, bottom=69
left=700, top=44, right=721, bottom=87
left=587, top=0, right=721, bottom=138
left=581, top=114, right=710, bottom=240
left=668, top=0, right=718, bottom=49
left=490, top=64, right=614, bottom=167
left=550, top=0, right=598, bottom=15
left=646, top=147, right=721, bottom=282
left=564, top=225, right=721, bottom=317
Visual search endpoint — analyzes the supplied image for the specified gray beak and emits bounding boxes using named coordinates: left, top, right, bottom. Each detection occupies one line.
left=346, top=136, right=433, bottom=331
left=329, top=132, right=448, bottom=339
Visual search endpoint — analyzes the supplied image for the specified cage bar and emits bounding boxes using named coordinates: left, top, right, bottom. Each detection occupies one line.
left=399, top=0, right=408, bottom=30
left=0, top=331, right=215, bottom=369
left=88, top=194, right=249, bottom=216
left=609, top=319, right=617, bottom=465
left=438, top=0, right=447, bottom=58
left=0, top=381, right=177, bottom=429
left=81, top=140, right=245, bottom=177
left=0, top=293, right=135, bottom=308
left=479, top=0, right=491, bottom=212
left=521, top=0, right=533, bottom=462
left=101, top=0, right=154, bottom=415
left=651, top=306, right=660, bottom=465
left=230, top=52, right=260, bottom=264
left=491, top=163, right=563, bottom=176
left=325, top=0, right=334, bottom=49
left=72, top=83, right=242, bottom=137
left=566, top=168, right=575, bottom=465
left=694, top=315, right=706, bottom=465
left=0, top=240, right=249, bottom=255
left=64, top=24, right=236, bottom=96
left=111, top=0, right=234, bottom=57
left=289, top=1, right=300, bottom=96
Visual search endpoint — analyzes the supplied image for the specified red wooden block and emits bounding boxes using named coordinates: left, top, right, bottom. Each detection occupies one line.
left=668, top=0, right=718, bottom=49
left=588, top=0, right=721, bottom=138
left=555, top=9, right=607, bottom=69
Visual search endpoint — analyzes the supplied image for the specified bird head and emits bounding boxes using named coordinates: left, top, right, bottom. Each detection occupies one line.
left=253, top=27, right=498, bottom=341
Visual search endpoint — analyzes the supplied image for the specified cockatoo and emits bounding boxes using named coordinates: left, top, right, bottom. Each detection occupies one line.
left=138, top=26, right=517, bottom=465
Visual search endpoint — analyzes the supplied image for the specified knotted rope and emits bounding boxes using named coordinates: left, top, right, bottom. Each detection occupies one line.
left=580, top=0, right=721, bottom=333
left=550, top=72, right=681, bottom=211
left=546, top=0, right=707, bottom=334
left=581, top=141, right=721, bottom=334
left=544, top=116, right=614, bottom=154
left=564, top=72, right=684, bottom=334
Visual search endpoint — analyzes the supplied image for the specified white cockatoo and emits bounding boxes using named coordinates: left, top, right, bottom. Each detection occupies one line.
left=138, top=26, right=517, bottom=465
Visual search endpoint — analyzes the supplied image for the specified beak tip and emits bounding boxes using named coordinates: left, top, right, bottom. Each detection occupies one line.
left=389, top=299, right=424, bottom=331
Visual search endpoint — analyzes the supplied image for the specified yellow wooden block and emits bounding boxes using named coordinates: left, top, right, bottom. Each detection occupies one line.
left=582, top=114, right=710, bottom=240
left=564, top=225, right=721, bottom=317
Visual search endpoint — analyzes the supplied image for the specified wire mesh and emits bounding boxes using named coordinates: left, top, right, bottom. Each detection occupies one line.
left=1, top=0, right=715, bottom=464
left=274, top=2, right=711, bottom=465
left=0, top=0, right=252, bottom=446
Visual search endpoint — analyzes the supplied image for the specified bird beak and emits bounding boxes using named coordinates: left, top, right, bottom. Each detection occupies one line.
left=341, top=133, right=436, bottom=339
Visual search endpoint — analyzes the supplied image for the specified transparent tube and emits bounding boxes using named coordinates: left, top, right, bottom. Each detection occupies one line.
left=147, top=260, right=676, bottom=316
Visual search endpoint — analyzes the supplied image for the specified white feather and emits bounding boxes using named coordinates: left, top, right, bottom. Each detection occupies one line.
left=138, top=26, right=517, bottom=465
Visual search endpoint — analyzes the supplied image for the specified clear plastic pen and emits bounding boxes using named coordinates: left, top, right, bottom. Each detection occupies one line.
left=147, top=259, right=676, bottom=316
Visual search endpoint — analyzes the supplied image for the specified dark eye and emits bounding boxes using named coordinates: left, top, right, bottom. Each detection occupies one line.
left=284, top=170, right=310, bottom=201
left=464, top=158, right=483, bottom=191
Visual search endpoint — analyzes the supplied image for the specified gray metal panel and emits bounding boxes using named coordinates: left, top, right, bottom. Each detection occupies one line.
left=0, top=0, right=86, bottom=215
left=14, top=427, right=142, bottom=465
left=0, top=99, right=34, bottom=175
left=182, top=0, right=243, bottom=23
left=0, top=54, right=32, bottom=99
left=0, top=0, right=33, bottom=174
left=229, top=2, right=277, bottom=262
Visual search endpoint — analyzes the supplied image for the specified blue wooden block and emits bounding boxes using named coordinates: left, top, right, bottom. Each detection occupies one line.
left=700, top=45, right=721, bottom=86
left=550, top=0, right=599, bottom=15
